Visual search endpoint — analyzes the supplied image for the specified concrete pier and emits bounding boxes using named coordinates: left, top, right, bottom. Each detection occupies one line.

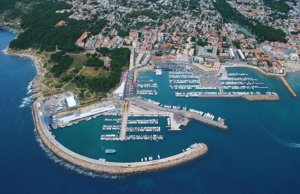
left=120, top=100, right=129, bottom=141
left=119, top=113, right=128, bottom=141
left=178, top=94, right=280, bottom=101
left=128, top=102, right=182, bottom=131
left=280, top=76, right=297, bottom=97
left=132, top=98, right=228, bottom=130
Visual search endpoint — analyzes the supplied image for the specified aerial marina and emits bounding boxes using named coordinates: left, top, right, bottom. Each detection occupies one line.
left=31, top=56, right=299, bottom=175
left=1, top=0, right=300, bottom=192
left=10, top=0, right=296, bottom=174
left=33, top=55, right=292, bottom=175
left=160, top=68, right=279, bottom=100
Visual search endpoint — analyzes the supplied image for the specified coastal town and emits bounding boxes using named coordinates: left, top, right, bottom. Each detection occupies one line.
left=0, top=0, right=300, bottom=175
left=55, top=0, right=300, bottom=75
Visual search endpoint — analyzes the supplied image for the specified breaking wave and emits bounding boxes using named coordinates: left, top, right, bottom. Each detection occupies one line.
left=33, top=128, right=120, bottom=179
left=27, top=80, right=34, bottom=94
left=19, top=80, right=34, bottom=108
left=19, top=96, right=33, bottom=108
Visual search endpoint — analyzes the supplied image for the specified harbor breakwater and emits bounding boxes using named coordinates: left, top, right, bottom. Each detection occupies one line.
left=233, top=63, right=297, bottom=97
left=33, top=102, right=208, bottom=175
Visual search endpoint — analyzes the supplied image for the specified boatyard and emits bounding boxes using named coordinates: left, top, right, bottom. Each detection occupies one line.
left=50, top=99, right=122, bottom=129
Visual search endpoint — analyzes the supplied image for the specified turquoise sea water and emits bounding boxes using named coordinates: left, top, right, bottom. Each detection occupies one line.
left=1, top=29, right=300, bottom=194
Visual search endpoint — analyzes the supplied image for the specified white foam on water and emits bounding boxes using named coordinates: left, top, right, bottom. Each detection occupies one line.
left=270, top=134, right=300, bottom=148
left=2, top=48, right=8, bottom=55
left=262, top=126, right=300, bottom=149
left=27, top=80, right=34, bottom=95
left=19, top=80, right=35, bottom=108
left=33, top=128, right=120, bottom=179
left=19, top=96, right=33, bottom=108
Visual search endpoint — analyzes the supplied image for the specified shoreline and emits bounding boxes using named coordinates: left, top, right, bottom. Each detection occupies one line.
left=1, top=28, right=44, bottom=97
left=232, top=63, right=297, bottom=97
left=2, top=30, right=210, bottom=175
left=5, top=48, right=45, bottom=98
left=2, top=28, right=296, bottom=175
left=231, top=63, right=287, bottom=77
left=5, top=48, right=43, bottom=75
left=0, top=23, right=21, bottom=34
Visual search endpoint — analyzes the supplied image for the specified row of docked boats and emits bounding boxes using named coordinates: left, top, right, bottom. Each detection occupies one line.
left=126, top=134, right=163, bottom=141
left=102, top=125, right=120, bottom=130
left=220, top=81, right=264, bottom=85
left=137, top=83, right=158, bottom=88
left=140, top=155, right=160, bottom=162
left=137, top=89, right=158, bottom=95
left=104, top=118, right=121, bottom=122
left=220, top=77, right=258, bottom=81
left=227, top=73, right=249, bottom=77
left=127, top=119, right=159, bottom=125
left=170, top=85, right=218, bottom=90
left=140, top=97, right=224, bottom=123
left=169, top=79, right=199, bottom=84
left=175, top=91, right=221, bottom=97
left=127, top=126, right=161, bottom=132
left=100, top=134, right=119, bottom=141
left=222, top=86, right=268, bottom=89
left=169, top=74, right=198, bottom=79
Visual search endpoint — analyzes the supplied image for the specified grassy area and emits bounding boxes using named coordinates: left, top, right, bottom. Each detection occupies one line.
left=2, top=1, right=129, bottom=102
left=40, top=47, right=129, bottom=102
left=80, top=67, right=104, bottom=78
left=69, top=53, right=88, bottom=70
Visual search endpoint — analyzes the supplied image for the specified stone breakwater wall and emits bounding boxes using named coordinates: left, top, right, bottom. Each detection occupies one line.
left=32, top=102, right=208, bottom=175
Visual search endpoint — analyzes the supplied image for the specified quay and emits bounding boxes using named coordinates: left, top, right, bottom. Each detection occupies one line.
left=131, top=98, right=228, bottom=130
left=119, top=100, right=129, bottom=141
left=119, top=113, right=128, bottom=141
left=280, top=76, right=297, bottom=97
left=179, top=93, right=280, bottom=101
left=128, top=101, right=183, bottom=131
left=242, top=94, right=280, bottom=101
left=33, top=101, right=208, bottom=175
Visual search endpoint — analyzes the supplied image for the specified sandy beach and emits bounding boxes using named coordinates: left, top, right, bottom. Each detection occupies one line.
left=232, top=63, right=287, bottom=77
left=284, top=61, right=300, bottom=73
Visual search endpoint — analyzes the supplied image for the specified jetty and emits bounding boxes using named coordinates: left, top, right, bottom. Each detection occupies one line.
left=119, top=100, right=129, bottom=141
left=175, top=92, right=279, bottom=101
left=33, top=101, right=208, bottom=175
left=131, top=98, right=228, bottom=130
left=231, top=63, right=297, bottom=98
left=280, top=76, right=297, bottom=97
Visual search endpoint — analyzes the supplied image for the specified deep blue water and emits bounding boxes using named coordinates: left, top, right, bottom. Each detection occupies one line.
left=1, top=29, right=300, bottom=194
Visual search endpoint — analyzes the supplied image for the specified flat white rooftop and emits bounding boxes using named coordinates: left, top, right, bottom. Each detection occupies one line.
left=57, top=105, right=116, bottom=125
